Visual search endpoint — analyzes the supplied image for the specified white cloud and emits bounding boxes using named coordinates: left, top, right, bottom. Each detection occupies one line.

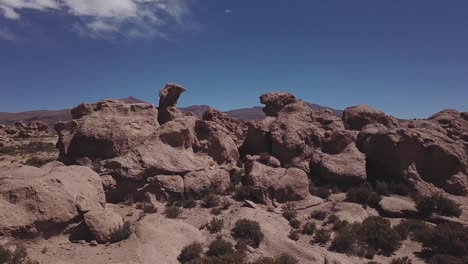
left=0, top=0, right=191, bottom=39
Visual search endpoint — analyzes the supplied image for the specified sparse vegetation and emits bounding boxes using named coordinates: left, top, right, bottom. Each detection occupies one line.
left=301, top=221, right=316, bottom=235
left=288, top=230, right=300, bottom=241
left=231, top=219, right=264, bottom=248
left=288, top=219, right=301, bottom=229
left=393, top=219, right=429, bottom=240
left=326, top=214, right=339, bottom=224
left=178, top=242, right=203, bottom=263
left=250, top=254, right=299, bottom=264
left=206, top=237, right=234, bottom=257
left=416, top=194, right=462, bottom=217
left=0, top=141, right=56, bottom=156
left=136, top=202, right=157, bottom=214
left=0, top=245, right=39, bottom=264
left=357, top=216, right=402, bottom=256
left=281, top=203, right=297, bottom=221
left=206, top=218, right=224, bottom=234
left=203, top=194, right=221, bottom=208
left=164, top=206, right=182, bottom=219
left=312, top=229, right=331, bottom=245
left=176, top=197, right=197, bottom=209
left=346, top=183, right=382, bottom=208
left=310, top=211, right=327, bottom=220
left=109, top=222, right=132, bottom=243
left=390, top=257, right=412, bottom=264
left=415, top=222, right=468, bottom=261
left=23, top=156, right=56, bottom=167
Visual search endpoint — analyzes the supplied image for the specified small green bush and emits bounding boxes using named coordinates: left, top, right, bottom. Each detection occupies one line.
left=0, top=245, right=39, bottom=264
left=310, top=211, right=327, bottom=220
left=199, top=253, right=244, bottom=264
left=176, top=197, right=197, bottom=209
left=231, top=219, right=264, bottom=248
left=416, top=194, right=462, bottom=217
left=330, top=226, right=358, bottom=254
left=203, top=194, right=221, bottom=208
left=250, top=254, right=299, bottom=264
left=281, top=204, right=297, bottom=221
left=326, top=214, right=339, bottom=224
left=207, top=218, right=224, bottom=234
left=206, top=237, right=234, bottom=257
left=288, top=219, right=301, bottom=229
left=178, top=242, right=203, bottom=263
left=390, top=256, right=412, bottom=264
left=233, top=185, right=251, bottom=201
left=165, top=206, right=182, bottom=219
left=346, top=184, right=382, bottom=208
left=312, top=229, right=331, bottom=245
left=416, top=222, right=468, bottom=257
left=210, top=207, right=223, bottom=215
left=393, top=219, right=429, bottom=240
left=331, top=220, right=349, bottom=232
left=288, top=230, right=300, bottom=241
left=301, top=221, right=316, bottom=235
left=109, top=222, right=132, bottom=243
left=375, top=181, right=390, bottom=196
left=428, top=254, right=468, bottom=264
left=357, top=216, right=402, bottom=256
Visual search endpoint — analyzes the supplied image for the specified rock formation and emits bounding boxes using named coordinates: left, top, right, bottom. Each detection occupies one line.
left=157, top=83, right=186, bottom=124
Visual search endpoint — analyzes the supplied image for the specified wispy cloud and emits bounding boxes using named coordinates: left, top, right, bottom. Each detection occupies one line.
left=0, top=26, right=15, bottom=40
left=0, top=0, right=191, bottom=39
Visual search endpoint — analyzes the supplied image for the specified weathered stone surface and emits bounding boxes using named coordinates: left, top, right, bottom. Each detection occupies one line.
left=147, top=175, right=185, bottom=199
left=428, top=109, right=468, bottom=141
left=157, top=83, right=186, bottom=124
left=183, top=168, right=230, bottom=195
left=55, top=100, right=159, bottom=163
left=0, top=165, right=105, bottom=237
left=245, top=160, right=310, bottom=203
left=84, top=208, right=124, bottom=243
left=240, top=117, right=275, bottom=156
left=202, top=108, right=247, bottom=146
left=260, top=92, right=297, bottom=117
left=342, top=104, right=398, bottom=130
left=311, top=144, right=366, bottom=185
left=379, top=196, right=418, bottom=217
left=356, top=123, right=468, bottom=195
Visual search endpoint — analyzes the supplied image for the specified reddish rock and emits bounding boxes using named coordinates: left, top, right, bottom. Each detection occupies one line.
left=356, top=123, right=468, bottom=195
left=260, top=92, right=297, bottom=117
left=55, top=100, right=159, bottom=164
left=244, top=160, right=310, bottom=203
left=158, top=83, right=186, bottom=124
left=84, top=208, right=124, bottom=243
left=202, top=108, right=247, bottom=146
left=428, top=109, right=468, bottom=141
left=342, top=104, right=398, bottom=130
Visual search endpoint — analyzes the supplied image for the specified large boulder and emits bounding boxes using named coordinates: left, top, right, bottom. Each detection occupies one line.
left=202, top=108, right=247, bottom=146
left=357, top=123, right=468, bottom=195
left=342, top=104, right=398, bottom=130
left=183, top=168, right=230, bottom=195
left=240, top=117, right=275, bottom=156
left=0, top=165, right=105, bottom=237
left=84, top=208, right=124, bottom=243
left=269, top=101, right=344, bottom=171
left=378, top=196, right=418, bottom=218
left=428, top=109, right=468, bottom=141
left=244, top=160, right=310, bottom=203
left=55, top=100, right=159, bottom=164
left=158, top=83, right=186, bottom=124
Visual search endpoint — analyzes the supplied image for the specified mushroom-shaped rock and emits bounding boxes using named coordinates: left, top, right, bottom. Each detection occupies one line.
left=158, top=83, right=186, bottom=124
left=259, top=92, right=296, bottom=117
left=84, top=208, right=124, bottom=243
left=342, top=104, right=398, bottom=130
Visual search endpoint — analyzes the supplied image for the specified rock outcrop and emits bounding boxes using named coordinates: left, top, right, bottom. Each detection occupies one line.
left=84, top=208, right=124, bottom=243
left=244, top=158, right=310, bottom=203
left=356, top=123, right=468, bottom=195
left=55, top=100, right=159, bottom=164
left=202, top=108, right=247, bottom=146
left=157, top=83, right=186, bottom=125
left=0, top=121, right=49, bottom=139
left=342, top=104, right=398, bottom=130
left=0, top=164, right=105, bottom=237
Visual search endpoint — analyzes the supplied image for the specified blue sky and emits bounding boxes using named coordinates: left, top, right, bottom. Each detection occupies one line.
left=0, top=0, right=467, bottom=118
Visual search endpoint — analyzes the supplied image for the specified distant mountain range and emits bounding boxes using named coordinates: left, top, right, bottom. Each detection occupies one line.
left=0, top=97, right=342, bottom=126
